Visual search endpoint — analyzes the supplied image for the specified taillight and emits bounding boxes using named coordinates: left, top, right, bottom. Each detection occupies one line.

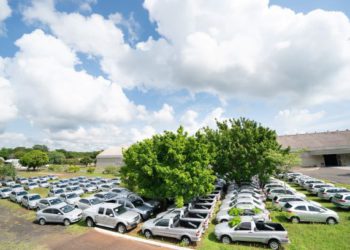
left=196, top=230, right=200, bottom=236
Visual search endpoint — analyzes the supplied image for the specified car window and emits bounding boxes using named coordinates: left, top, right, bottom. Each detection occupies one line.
left=125, top=202, right=133, bottom=208
left=284, top=203, right=292, bottom=209
left=52, top=209, right=61, bottom=214
left=98, top=207, right=105, bottom=215
left=295, top=205, right=307, bottom=211
left=155, top=219, right=169, bottom=227
left=105, top=208, right=114, bottom=217
left=114, top=206, right=127, bottom=215
left=308, top=206, right=321, bottom=212
left=236, top=222, right=251, bottom=231
left=41, top=200, right=49, bottom=205
left=80, top=199, right=89, bottom=205
left=43, top=208, right=53, bottom=214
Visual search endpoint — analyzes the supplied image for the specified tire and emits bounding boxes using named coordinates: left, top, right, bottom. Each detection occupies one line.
left=268, top=239, right=281, bottom=250
left=221, top=235, right=231, bottom=244
left=144, top=230, right=152, bottom=239
left=326, top=217, right=336, bottom=225
left=181, top=236, right=191, bottom=246
left=63, top=219, right=71, bottom=226
left=86, top=218, right=95, bottom=227
left=117, top=223, right=126, bottom=234
left=291, top=216, right=300, bottom=224
left=39, top=218, right=46, bottom=225
left=220, top=219, right=228, bottom=223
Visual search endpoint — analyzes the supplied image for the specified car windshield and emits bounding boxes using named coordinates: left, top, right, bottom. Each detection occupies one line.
left=2, top=188, right=11, bottom=192
left=60, top=205, right=74, bottom=213
left=86, top=184, right=93, bottom=188
left=90, top=198, right=102, bottom=205
left=56, top=189, right=64, bottom=194
left=106, top=193, right=116, bottom=199
left=132, top=199, right=144, bottom=207
left=13, top=185, right=21, bottom=188
left=18, top=191, right=27, bottom=196
left=51, top=198, right=62, bottom=205
left=67, top=193, right=78, bottom=198
left=29, top=195, right=40, bottom=200
left=72, top=187, right=79, bottom=190
left=114, top=206, right=127, bottom=215
left=29, top=183, right=36, bottom=186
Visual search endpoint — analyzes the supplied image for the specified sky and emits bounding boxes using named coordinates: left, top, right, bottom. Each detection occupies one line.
left=1, top=0, right=350, bottom=151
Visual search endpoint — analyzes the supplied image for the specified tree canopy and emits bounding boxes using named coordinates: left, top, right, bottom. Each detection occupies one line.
left=0, top=163, right=16, bottom=180
left=20, top=150, right=49, bottom=170
left=121, top=127, right=216, bottom=207
left=199, top=118, right=291, bottom=185
left=48, top=151, right=66, bottom=164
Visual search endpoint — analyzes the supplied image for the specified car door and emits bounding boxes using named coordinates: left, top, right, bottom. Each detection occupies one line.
left=43, top=208, right=55, bottom=222
left=79, top=199, right=89, bottom=210
left=294, top=205, right=308, bottom=222
left=51, top=208, right=63, bottom=223
left=95, top=207, right=106, bottom=226
left=232, top=222, right=252, bottom=242
left=307, top=206, right=323, bottom=222
left=153, top=219, right=170, bottom=236
left=104, top=208, right=116, bottom=228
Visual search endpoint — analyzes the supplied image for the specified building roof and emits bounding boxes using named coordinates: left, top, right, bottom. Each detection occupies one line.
left=277, top=130, right=350, bottom=154
left=96, top=147, right=123, bottom=158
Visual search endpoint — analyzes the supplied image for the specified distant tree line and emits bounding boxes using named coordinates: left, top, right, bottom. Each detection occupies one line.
left=0, top=145, right=101, bottom=171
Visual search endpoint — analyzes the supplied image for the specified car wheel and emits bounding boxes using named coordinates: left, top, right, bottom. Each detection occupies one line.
left=117, top=223, right=126, bottom=234
left=63, top=219, right=71, bottom=226
left=291, top=216, right=300, bottom=224
left=144, top=230, right=152, bottom=239
left=39, top=218, right=46, bottom=225
left=181, top=236, right=191, bottom=246
left=221, top=235, right=231, bottom=244
left=268, top=239, right=280, bottom=250
left=326, top=217, right=336, bottom=225
left=86, top=218, right=95, bottom=227
left=220, top=219, right=228, bottom=223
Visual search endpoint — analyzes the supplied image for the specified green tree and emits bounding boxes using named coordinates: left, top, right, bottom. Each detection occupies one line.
left=32, top=144, right=49, bottom=152
left=12, top=147, right=29, bottom=159
left=121, top=127, right=216, bottom=208
left=267, top=149, right=303, bottom=174
left=20, top=150, right=49, bottom=171
left=205, top=118, right=288, bottom=186
left=48, top=151, right=66, bottom=164
left=80, top=157, right=94, bottom=166
left=0, top=163, right=16, bottom=180
left=0, top=148, right=12, bottom=160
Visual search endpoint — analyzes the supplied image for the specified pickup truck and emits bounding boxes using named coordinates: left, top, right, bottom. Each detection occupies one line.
left=157, top=207, right=210, bottom=229
left=188, top=202, right=215, bottom=216
left=142, top=213, right=204, bottom=245
left=82, top=203, right=141, bottom=233
left=214, top=219, right=290, bottom=250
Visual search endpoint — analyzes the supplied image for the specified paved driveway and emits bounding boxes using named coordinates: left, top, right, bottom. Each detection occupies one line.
left=295, top=166, right=350, bottom=184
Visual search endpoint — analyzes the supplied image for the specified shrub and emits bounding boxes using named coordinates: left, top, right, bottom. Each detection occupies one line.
left=48, top=165, right=63, bottom=172
left=228, top=207, right=243, bottom=216
left=87, top=167, right=95, bottom=173
left=253, top=207, right=262, bottom=214
left=102, top=166, right=120, bottom=176
left=0, top=164, right=16, bottom=180
left=228, top=217, right=241, bottom=228
left=65, top=165, right=80, bottom=173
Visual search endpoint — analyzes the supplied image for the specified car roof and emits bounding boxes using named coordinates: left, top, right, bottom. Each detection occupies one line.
left=286, top=201, right=314, bottom=206
left=97, top=203, right=122, bottom=209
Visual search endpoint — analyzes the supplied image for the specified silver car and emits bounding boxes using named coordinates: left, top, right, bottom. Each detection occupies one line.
left=11, top=184, right=24, bottom=192
left=318, top=187, right=349, bottom=201
left=36, top=204, right=83, bottom=226
left=38, top=180, right=49, bottom=188
left=220, top=198, right=265, bottom=211
left=24, top=182, right=39, bottom=190
left=272, top=195, right=321, bottom=210
left=21, top=193, right=42, bottom=209
left=309, top=183, right=334, bottom=195
left=59, top=192, right=80, bottom=205
left=216, top=208, right=270, bottom=223
left=332, top=193, right=350, bottom=209
left=0, top=187, right=12, bottom=198
left=9, top=190, right=28, bottom=203
left=283, top=201, right=339, bottom=224
left=80, top=183, right=97, bottom=193
left=66, top=186, right=84, bottom=196
left=37, top=197, right=66, bottom=210
left=48, top=188, right=65, bottom=197
left=76, top=197, right=103, bottom=210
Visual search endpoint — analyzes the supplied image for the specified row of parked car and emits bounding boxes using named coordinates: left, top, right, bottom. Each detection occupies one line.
left=214, top=179, right=290, bottom=250
left=275, top=172, right=348, bottom=224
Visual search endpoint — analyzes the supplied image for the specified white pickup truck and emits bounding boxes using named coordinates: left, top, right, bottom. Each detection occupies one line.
left=215, top=219, right=290, bottom=250
left=142, top=213, right=204, bottom=245
left=82, top=203, right=141, bottom=233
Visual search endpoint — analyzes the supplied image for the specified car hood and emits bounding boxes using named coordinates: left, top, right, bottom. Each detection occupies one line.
left=66, top=208, right=82, bottom=217
left=119, top=210, right=140, bottom=221
left=142, top=218, right=157, bottom=229
left=135, top=204, right=153, bottom=212
left=215, top=222, right=232, bottom=232
left=216, top=210, right=229, bottom=218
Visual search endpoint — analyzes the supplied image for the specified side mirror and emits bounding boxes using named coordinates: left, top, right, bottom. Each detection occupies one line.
left=109, top=214, right=114, bottom=217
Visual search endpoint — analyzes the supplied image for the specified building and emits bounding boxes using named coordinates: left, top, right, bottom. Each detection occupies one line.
left=95, top=147, right=124, bottom=172
left=277, top=130, right=350, bottom=167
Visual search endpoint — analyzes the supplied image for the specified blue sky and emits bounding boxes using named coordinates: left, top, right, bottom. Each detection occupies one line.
left=1, top=0, right=350, bottom=151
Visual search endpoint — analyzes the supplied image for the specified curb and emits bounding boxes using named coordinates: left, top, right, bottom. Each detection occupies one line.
left=94, top=228, right=192, bottom=250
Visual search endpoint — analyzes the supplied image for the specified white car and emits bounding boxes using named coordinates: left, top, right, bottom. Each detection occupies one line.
left=37, top=197, right=67, bottom=210
left=0, top=187, right=12, bottom=198
left=21, top=193, right=42, bottom=209
left=9, top=190, right=28, bottom=203
left=24, top=182, right=39, bottom=190
left=76, top=197, right=103, bottom=210
left=11, top=184, right=24, bottom=192
left=59, top=192, right=80, bottom=205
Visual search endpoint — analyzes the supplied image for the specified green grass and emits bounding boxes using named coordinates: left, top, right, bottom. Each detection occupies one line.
left=64, top=220, right=90, bottom=235
left=17, top=169, right=117, bottom=179
left=29, top=187, right=49, bottom=198
left=199, top=183, right=350, bottom=250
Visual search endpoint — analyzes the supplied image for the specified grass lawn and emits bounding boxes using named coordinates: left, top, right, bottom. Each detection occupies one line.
left=198, top=183, right=350, bottom=250
left=17, top=168, right=117, bottom=179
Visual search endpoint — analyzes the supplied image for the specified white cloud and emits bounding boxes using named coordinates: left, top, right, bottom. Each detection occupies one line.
left=5, top=29, right=140, bottom=129
left=131, top=126, right=156, bottom=142
left=181, top=107, right=225, bottom=134
left=0, top=0, right=11, bottom=35
left=0, top=132, right=29, bottom=148
left=274, top=109, right=326, bottom=134
left=153, top=103, right=174, bottom=123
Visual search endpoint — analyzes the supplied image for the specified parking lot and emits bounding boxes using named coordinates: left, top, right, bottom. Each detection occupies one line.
left=295, top=166, right=350, bottom=184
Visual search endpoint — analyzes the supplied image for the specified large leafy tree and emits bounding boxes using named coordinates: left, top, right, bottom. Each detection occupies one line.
left=0, top=162, right=16, bottom=180
left=32, top=145, right=49, bottom=152
left=205, top=118, right=288, bottom=185
left=121, top=127, right=216, bottom=207
left=80, top=157, right=94, bottom=166
left=48, top=151, right=66, bottom=164
left=20, top=150, right=49, bottom=170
